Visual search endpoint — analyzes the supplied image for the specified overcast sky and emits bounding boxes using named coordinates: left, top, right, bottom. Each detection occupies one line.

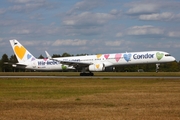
left=1, top=0, right=180, bottom=60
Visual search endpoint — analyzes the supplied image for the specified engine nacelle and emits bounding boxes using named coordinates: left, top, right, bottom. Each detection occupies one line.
left=89, top=63, right=105, bottom=71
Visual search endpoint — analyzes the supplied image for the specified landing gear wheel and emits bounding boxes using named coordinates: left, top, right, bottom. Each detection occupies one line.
left=80, top=73, right=85, bottom=76
left=80, top=73, right=94, bottom=76
left=156, top=64, right=160, bottom=73
left=90, top=73, right=94, bottom=76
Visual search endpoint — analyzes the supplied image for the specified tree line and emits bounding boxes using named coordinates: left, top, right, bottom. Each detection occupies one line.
left=0, top=53, right=179, bottom=72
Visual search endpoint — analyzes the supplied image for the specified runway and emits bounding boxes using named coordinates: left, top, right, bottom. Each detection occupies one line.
left=0, top=76, right=180, bottom=79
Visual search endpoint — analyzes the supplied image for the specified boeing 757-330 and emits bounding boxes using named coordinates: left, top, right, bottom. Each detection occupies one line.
left=10, top=39, right=176, bottom=75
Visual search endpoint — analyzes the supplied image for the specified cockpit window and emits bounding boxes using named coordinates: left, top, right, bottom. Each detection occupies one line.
left=165, top=54, right=171, bottom=56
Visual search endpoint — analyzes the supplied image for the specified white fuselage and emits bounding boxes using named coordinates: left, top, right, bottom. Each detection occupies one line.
left=52, top=51, right=175, bottom=71
left=24, top=51, right=175, bottom=71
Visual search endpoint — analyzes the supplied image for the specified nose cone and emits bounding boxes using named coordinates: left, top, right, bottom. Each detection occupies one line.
left=171, top=56, right=176, bottom=62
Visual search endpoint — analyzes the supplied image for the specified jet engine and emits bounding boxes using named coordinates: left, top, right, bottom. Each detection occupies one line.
left=105, top=66, right=115, bottom=72
left=89, top=63, right=105, bottom=71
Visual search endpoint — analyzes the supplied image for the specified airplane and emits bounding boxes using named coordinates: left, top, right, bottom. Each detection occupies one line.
left=9, top=39, right=74, bottom=71
left=45, top=48, right=176, bottom=76
left=9, top=39, right=176, bottom=75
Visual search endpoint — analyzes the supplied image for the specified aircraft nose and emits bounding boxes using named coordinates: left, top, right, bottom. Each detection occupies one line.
left=172, top=56, right=176, bottom=61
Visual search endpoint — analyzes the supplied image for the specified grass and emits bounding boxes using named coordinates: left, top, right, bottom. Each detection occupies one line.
left=0, top=78, right=180, bottom=120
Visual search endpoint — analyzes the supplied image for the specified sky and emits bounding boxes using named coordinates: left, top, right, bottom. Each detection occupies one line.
left=0, top=0, right=180, bottom=60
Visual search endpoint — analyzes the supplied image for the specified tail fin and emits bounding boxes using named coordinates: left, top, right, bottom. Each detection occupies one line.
left=9, top=39, right=36, bottom=63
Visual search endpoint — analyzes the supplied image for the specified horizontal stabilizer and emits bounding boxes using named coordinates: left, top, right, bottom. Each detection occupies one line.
left=4, top=62, right=27, bottom=68
left=16, top=63, right=28, bottom=66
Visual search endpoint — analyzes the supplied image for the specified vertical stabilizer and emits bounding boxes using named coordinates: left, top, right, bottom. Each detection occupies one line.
left=9, top=39, right=36, bottom=63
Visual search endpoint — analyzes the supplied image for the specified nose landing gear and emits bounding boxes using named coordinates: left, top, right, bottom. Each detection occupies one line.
left=156, top=64, right=160, bottom=73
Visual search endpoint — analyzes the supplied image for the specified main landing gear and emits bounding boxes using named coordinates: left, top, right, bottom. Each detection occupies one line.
left=80, top=72, right=94, bottom=76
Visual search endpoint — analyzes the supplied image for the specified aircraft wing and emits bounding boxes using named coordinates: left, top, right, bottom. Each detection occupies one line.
left=45, top=50, right=92, bottom=68
left=50, top=58, right=92, bottom=68
left=4, top=62, right=28, bottom=68
left=60, top=60, right=92, bottom=67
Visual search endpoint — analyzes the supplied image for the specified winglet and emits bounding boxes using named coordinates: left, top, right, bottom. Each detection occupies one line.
left=45, top=51, right=52, bottom=59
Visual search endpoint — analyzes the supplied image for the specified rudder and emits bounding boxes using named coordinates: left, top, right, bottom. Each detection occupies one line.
left=9, top=39, right=36, bottom=63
